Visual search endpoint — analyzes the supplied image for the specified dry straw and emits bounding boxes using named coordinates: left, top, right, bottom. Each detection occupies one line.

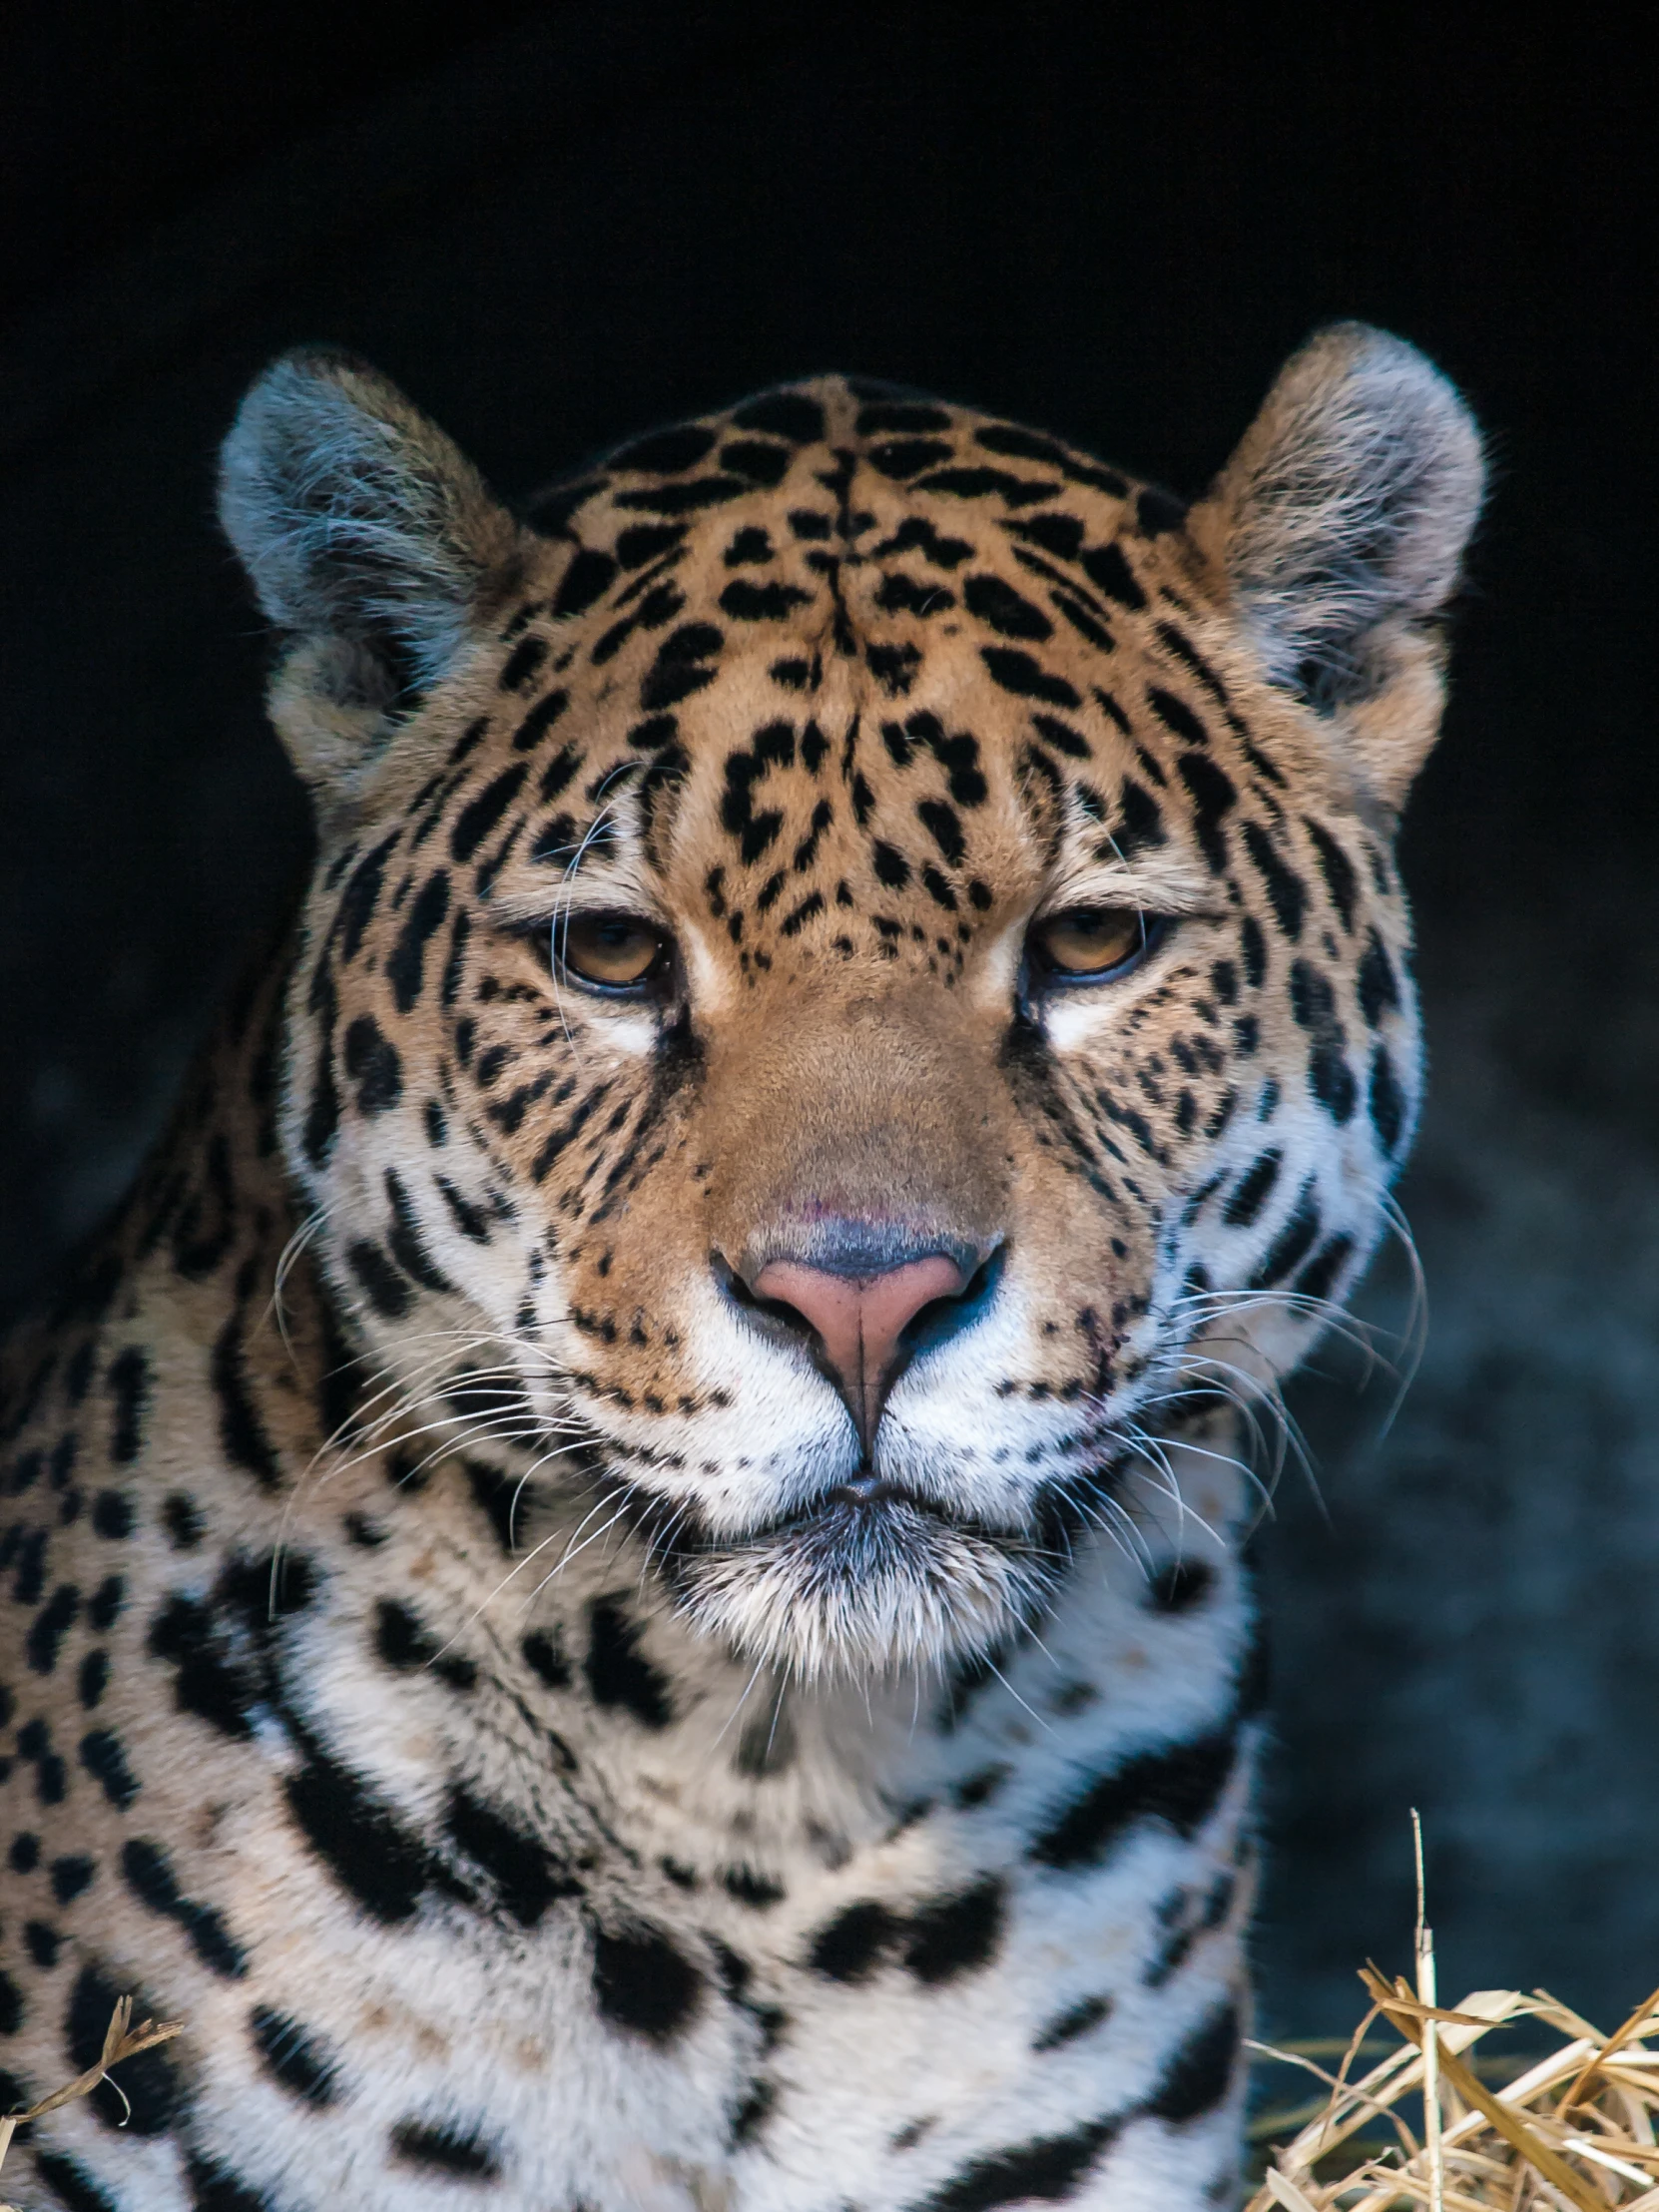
left=1249, top=1822, right=1659, bottom=2212
left=0, top=1997, right=181, bottom=2210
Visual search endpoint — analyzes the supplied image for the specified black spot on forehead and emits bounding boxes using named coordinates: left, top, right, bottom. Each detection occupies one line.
left=721, top=578, right=812, bottom=621
left=524, top=476, right=605, bottom=532
left=963, top=573, right=1052, bottom=641
left=88, top=1573, right=124, bottom=1629
left=1029, top=712, right=1088, bottom=760
left=1080, top=539, right=1147, bottom=610
left=981, top=647, right=1081, bottom=709
left=616, top=473, right=749, bottom=515
left=1007, top=510, right=1084, bottom=560
left=856, top=400, right=952, bottom=434
left=617, top=522, right=686, bottom=568
left=869, top=515, right=974, bottom=568
left=867, top=438, right=954, bottom=479
left=732, top=390, right=827, bottom=442
left=977, top=423, right=1130, bottom=498
left=553, top=545, right=618, bottom=617
left=642, top=624, right=723, bottom=711
left=916, top=798, right=965, bottom=866
left=866, top=640, right=922, bottom=695
left=611, top=422, right=719, bottom=474
left=1175, top=753, right=1236, bottom=871
left=1148, top=687, right=1210, bottom=749
left=872, top=841, right=910, bottom=889
left=724, top=524, right=774, bottom=566
left=1108, top=779, right=1165, bottom=859
left=915, top=463, right=1057, bottom=505
left=498, top=633, right=548, bottom=693
left=721, top=438, right=792, bottom=485
left=873, top=572, right=955, bottom=616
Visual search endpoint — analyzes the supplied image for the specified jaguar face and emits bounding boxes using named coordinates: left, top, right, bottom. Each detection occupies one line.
left=222, top=336, right=1480, bottom=1677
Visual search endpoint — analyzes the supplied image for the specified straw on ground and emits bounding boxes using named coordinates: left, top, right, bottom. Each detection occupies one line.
left=1250, top=1972, right=1659, bottom=2212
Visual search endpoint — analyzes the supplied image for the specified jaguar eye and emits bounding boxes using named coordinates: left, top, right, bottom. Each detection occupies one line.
left=555, top=911, right=671, bottom=993
left=1029, top=907, right=1162, bottom=982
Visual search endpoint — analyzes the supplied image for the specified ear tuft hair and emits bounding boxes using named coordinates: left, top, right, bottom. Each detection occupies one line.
left=1204, top=323, right=1485, bottom=716
left=218, top=349, right=519, bottom=712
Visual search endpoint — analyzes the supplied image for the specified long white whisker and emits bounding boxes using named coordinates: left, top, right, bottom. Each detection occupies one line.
left=711, top=1658, right=769, bottom=1750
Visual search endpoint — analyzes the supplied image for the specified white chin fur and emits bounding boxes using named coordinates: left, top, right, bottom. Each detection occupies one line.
left=668, top=1496, right=1052, bottom=1683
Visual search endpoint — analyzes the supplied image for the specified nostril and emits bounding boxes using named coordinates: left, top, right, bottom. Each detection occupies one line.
left=899, top=1244, right=1006, bottom=1359
left=711, top=1250, right=824, bottom=1345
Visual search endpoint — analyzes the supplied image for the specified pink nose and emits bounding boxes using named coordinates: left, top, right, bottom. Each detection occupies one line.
left=752, top=1253, right=967, bottom=1451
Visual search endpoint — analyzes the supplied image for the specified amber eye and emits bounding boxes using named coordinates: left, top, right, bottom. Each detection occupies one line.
left=1029, top=907, right=1160, bottom=981
left=555, top=911, right=671, bottom=993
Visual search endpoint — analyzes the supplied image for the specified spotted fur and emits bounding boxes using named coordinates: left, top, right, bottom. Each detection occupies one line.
left=0, top=329, right=1481, bottom=2209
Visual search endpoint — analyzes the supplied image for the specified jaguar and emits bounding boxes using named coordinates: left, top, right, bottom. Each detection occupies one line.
left=0, top=324, right=1481, bottom=2210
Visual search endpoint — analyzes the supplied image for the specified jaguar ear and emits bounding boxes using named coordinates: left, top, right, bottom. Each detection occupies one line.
left=218, top=348, right=523, bottom=797
left=1191, top=322, right=1485, bottom=812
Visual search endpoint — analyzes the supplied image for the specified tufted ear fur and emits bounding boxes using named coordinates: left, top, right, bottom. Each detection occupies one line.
left=1190, top=322, right=1485, bottom=812
left=218, top=348, right=523, bottom=801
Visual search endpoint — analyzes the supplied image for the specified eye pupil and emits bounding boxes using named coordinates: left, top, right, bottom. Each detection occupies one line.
left=556, top=912, right=668, bottom=991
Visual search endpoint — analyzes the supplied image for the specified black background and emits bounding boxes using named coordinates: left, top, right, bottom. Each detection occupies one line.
left=3, top=7, right=1654, bottom=2043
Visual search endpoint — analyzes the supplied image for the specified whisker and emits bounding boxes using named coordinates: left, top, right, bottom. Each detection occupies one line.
left=711, top=1657, right=769, bottom=1749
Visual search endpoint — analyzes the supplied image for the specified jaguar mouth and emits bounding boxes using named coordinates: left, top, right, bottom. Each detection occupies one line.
left=781, top=1468, right=956, bottom=1528
left=652, top=1475, right=1055, bottom=1680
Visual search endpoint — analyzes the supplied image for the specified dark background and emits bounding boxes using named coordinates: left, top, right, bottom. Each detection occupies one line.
left=3, top=7, right=1654, bottom=2046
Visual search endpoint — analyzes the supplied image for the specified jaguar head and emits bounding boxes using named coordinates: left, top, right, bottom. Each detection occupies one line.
left=220, top=333, right=1481, bottom=1677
